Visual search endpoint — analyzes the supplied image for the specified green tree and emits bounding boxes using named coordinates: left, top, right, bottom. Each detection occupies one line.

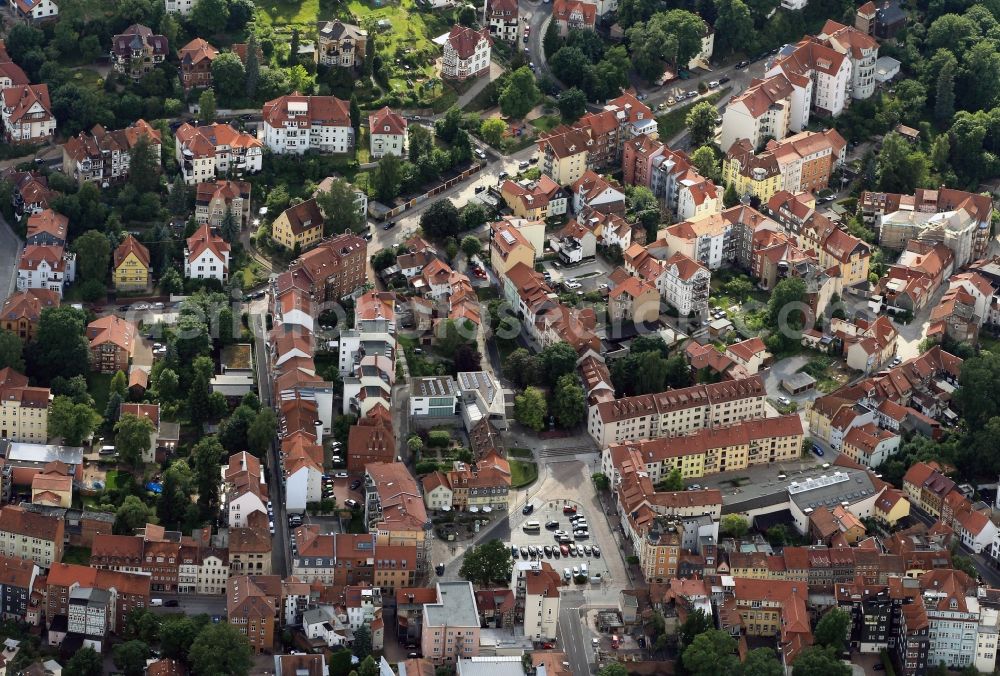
left=316, top=177, right=365, bottom=235
left=742, top=647, right=784, bottom=676
left=408, top=123, right=434, bottom=163
left=248, top=408, right=277, bottom=457
left=814, top=608, right=851, bottom=650
left=245, top=34, right=260, bottom=98
left=768, top=276, right=808, bottom=333
left=678, top=608, right=713, bottom=647
left=155, top=367, right=179, bottom=401
left=723, top=182, right=740, bottom=208
left=436, top=107, right=463, bottom=143
left=73, top=230, right=111, bottom=282
left=598, top=665, right=629, bottom=676
left=514, top=386, right=547, bottom=431
left=543, top=19, right=562, bottom=57
left=686, top=101, right=719, bottom=146
left=461, top=201, right=488, bottom=230
left=198, top=89, right=217, bottom=124
left=350, top=94, right=361, bottom=130
left=373, top=153, right=403, bottom=203
left=158, top=460, right=194, bottom=530
left=460, top=539, right=514, bottom=586
left=876, top=132, right=929, bottom=192
left=129, top=134, right=160, bottom=193
left=191, top=0, right=230, bottom=34
left=168, top=174, right=189, bottom=214
left=189, top=621, right=252, bottom=676
left=557, top=87, right=587, bottom=122
left=420, top=199, right=462, bottom=240
left=539, top=342, right=578, bottom=387
left=48, top=395, right=101, bottom=446
left=715, top=0, right=754, bottom=56
left=720, top=514, right=749, bottom=538
left=504, top=348, right=539, bottom=388
left=690, top=145, right=721, bottom=181
left=480, top=118, right=506, bottom=147
left=192, top=435, right=224, bottom=507
left=460, top=235, right=482, bottom=259
left=123, top=608, right=162, bottom=644
left=791, top=646, right=851, bottom=676
left=0, top=330, right=24, bottom=371
left=657, top=468, right=684, bottom=491
left=353, top=624, right=372, bottom=659
left=115, top=495, right=153, bottom=535
left=499, top=67, right=541, bottom=119
left=111, top=370, right=128, bottom=400
left=682, top=629, right=739, bottom=676
left=592, top=472, right=610, bottom=490
left=935, top=57, right=956, bottom=124
left=113, top=640, right=150, bottom=676
left=64, top=647, right=103, bottom=676
left=160, top=616, right=201, bottom=661
left=212, top=52, right=247, bottom=102
left=115, top=413, right=155, bottom=468
left=553, top=374, right=585, bottom=428
left=955, top=352, right=1000, bottom=428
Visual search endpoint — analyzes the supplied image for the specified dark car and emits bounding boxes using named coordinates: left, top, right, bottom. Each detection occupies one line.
left=350, top=479, right=362, bottom=490
left=522, top=504, right=534, bottom=515
left=383, top=221, right=396, bottom=231
left=435, top=563, right=445, bottom=576
left=735, top=60, right=750, bottom=69
left=719, top=76, right=731, bottom=85
left=164, top=600, right=179, bottom=607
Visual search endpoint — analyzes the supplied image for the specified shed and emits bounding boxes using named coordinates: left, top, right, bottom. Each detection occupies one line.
left=780, top=371, right=816, bottom=395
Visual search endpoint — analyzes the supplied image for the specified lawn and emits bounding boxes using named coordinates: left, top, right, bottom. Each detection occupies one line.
left=257, top=0, right=324, bottom=26
left=655, top=86, right=731, bottom=141
left=510, top=459, right=538, bottom=488
left=63, top=546, right=92, bottom=566
left=88, top=373, right=113, bottom=415
left=508, top=448, right=533, bottom=459
left=529, top=115, right=562, bottom=133
left=105, top=470, right=124, bottom=490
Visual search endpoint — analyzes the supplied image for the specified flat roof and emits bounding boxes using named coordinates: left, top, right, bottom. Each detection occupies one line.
left=708, top=459, right=875, bottom=514
left=4, top=442, right=83, bottom=466
left=425, top=581, right=479, bottom=629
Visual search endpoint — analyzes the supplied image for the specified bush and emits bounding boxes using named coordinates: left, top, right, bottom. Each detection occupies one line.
left=574, top=574, right=588, bottom=584
left=415, top=460, right=442, bottom=475
left=428, top=430, right=452, bottom=448
left=79, top=279, right=106, bottom=302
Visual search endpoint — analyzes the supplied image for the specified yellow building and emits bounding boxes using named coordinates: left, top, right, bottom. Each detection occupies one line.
left=874, top=488, right=911, bottom=527
left=31, top=464, right=72, bottom=507
left=538, top=127, right=590, bottom=186
left=490, top=220, right=536, bottom=275
left=112, top=235, right=151, bottom=292
left=722, top=139, right=783, bottom=204
left=272, top=199, right=324, bottom=252
left=639, top=519, right=682, bottom=583
left=0, top=368, right=49, bottom=443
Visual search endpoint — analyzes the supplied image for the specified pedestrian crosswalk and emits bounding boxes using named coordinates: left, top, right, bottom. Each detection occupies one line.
left=537, top=444, right=599, bottom=459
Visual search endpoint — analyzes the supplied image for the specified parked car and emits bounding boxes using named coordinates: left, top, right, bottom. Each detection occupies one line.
left=350, top=479, right=362, bottom=490
left=708, top=80, right=720, bottom=88
left=719, top=76, right=731, bottom=85
left=545, top=520, right=560, bottom=529
left=563, top=505, right=577, bottom=515
left=592, top=546, right=601, bottom=558
left=522, top=504, right=534, bottom=515
left=735, top=60, right=750, bottom=69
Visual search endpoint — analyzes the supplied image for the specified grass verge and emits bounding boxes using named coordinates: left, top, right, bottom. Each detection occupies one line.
left=510, top=459, right=538, bottom=488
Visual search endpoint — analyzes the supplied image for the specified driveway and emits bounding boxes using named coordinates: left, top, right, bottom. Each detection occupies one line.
left=542, top=257, right=615, bottom=293
left=764, top=356, right=815, bottom=403
left=839, top=284, right=946, bottom=362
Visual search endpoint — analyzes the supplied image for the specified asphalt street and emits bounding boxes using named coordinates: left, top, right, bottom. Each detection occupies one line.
left=558, top=590, right=593, bottom=676
left=148, top=594, right=227, bottom=618
left=0, top=211, right=22, bottom=305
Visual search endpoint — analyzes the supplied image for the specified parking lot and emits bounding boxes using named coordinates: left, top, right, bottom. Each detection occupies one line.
left=541, top=258, right=615, bottom=295
left=508, top=501, right=613, bottom=583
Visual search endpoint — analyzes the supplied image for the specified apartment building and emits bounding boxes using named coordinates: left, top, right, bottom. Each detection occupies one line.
left=434, top=453, right=512, bottom=512
left=15, top=244, right=75, bottom=298
left=175, top=122, right=263, bottom=185
left=766, top=39, right=852, bottom=119
left=489, top=219, right=536, bottom=275
left=229, top=511, right=272, bottom=576
left=365, top=462, right=429, bottom=558
left=227, top=575, right=275, bottom=654
left=317, top=20, right=367, bottom=68
left=819, top=20, right=879, bottom=101
left=721, top=579, right=813, bottom=663
left=601, top=414, right=803, bottom=482
left=720, top=73, right=798, bottom=151
left=1, top=84, right=55, bottom=144
left=510, top=561, right=561, bottom=639
left=288, top=232, right=367, bottom=302
left=441, top=25, right=492, bottom=81
left=110, top=24, right=168, bottom=80
left=588, top=375, right=767, bottom=447
left=538, top=126, right=591, bottom=186
left=347, top=406, right=396, bottom=473
left=486, top=0, right=519, bottom=41
left=552, top=0, right=597, bottom=35
left=0, top=554, right=38, bottom=621
left=272, top=198, right=324, bottom=252
left=0, top=368, right=49, bottom=443
left=608, top=276, right=659, bottom=325
left=661, top=213, right=735, bottom=270
left=723, top=128, right=846, bottom=202
left=61, top=119, right=161, bottom=188
left=262, top=94, right=354, bottom=155
left=500, top=176, right=567, bottom=220
left=421, top=582, right=481, bottom=664
left=0, top=505, right=63, bottom=568
left=46, top=563, right=150, bottom=635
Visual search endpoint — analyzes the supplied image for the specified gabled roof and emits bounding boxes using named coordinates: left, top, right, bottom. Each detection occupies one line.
left=178, top=38, right=218, bottom=65
left=186, top=223, right=230, bottom=263
left=445, top=25, right=492, bottom=59
left=1, top=84, right=51, bottom=125
left=86, top=315, right=136, bottom=351
left=369, top=106, right=407, bottom=136
left=113, top=234, right=150, bottom=270
left=279, top=198, right=324, bottom=236
left=25, top=209, right=67, bottom=241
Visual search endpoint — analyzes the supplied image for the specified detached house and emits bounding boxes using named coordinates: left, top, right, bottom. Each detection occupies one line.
left=368, top=107, right=407, bottom=160
left=552, top=0, right=597, bottom=36
left=112, top=235, right=151, bottom=292
left=1, top=84, right=55, bottom=144
left=175, top=122, right=263, bottom=185
left=177, top=38, right=218, bottom=90
left=184, top=224, right=230, bottom=282
left=486, top=0, right=519, bottom=41
left=110, top=25, right=168, bottom=80
left=16, top=245, right=75, bottom=298
left=441, top=25, right=492, bottom=81
left=195, top=180, right=251, bottom=229
left=10, top=0, right=59, bottom=21
left=25, top=209, right=66, bottom=246
left=0, top=288, right=58, bottom=341
left=317, top=20, right=367, bottom=68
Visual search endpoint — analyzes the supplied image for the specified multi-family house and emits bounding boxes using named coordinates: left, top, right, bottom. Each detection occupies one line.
left=365, top=462, right=430, bottom=571
left=486, top=0, right=519, bottom=41
left=26, top=209, right=66, bottom=247
left=552, top=0, right=597, bottom=35
left=15, top=244, right=75, bottom=298
left=112, top=235, right=151, bottom=292
left=500, top=176, right=567, bottom=220
left=421, top=582, right=481, bottom=664
left=441, top=25, right=492, bottom=80
left=0, top=368, right=49, bottom=444
left=272, top=198, right=325, bottom=252
left=86, top=315, right=136, bottom=374
left=720, top=73, right=798, bottom=151
left=0, top=288, right=59, bottom=341
left=262, top=94, right=354, bottom=154
left=0, top=554, right=38, bottom=621
left=61, top=119, right=161, bottom=187
left=222, top=452, right=268, bottom=528
left=489, top=219, right=536, bottom=275
left=1, top=84, right=55, bottom=144
left=195, top=179, right=252, bottom=229
left=723, top=129, right=846, bottom=202
left=570, top=170, right=625, bottom=215
left=227, top=576, right=275, bottom=654
left=608, top=276, right=659, bottom=325
left=9, top=0, right=59, bottom=21
left=110, top=25, right=168, bottom=79
left=184, top=223, right=230, bottom=282
left=229, top=511, right=272, bottom=576
left=46, top=563, right=150, bottom=635
left=537, top=125, right=591, bottom=186
left=175, top=122, right=263, bottom=185
left=177, top=38, right=217, bottom=90
left=317, top=20, right=367, bottom=68
left=368, top=106, right=407, bottom=160
left=0, top=505, right=63, bottom=568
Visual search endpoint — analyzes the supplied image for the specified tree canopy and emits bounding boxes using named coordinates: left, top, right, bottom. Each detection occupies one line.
left=460, top=539, right=514, bottom=586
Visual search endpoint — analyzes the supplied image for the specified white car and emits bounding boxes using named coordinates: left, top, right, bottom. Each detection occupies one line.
left=777, top=396, right=791, bottom=406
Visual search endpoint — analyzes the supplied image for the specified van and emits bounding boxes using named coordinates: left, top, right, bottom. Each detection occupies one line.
left=580, top=563, right=588, bottom=576
left=150, top=599, right=163, bottom=607
left=523, top=521, right=541, bottom=533
left=99, top=445, right=116, bottom=455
